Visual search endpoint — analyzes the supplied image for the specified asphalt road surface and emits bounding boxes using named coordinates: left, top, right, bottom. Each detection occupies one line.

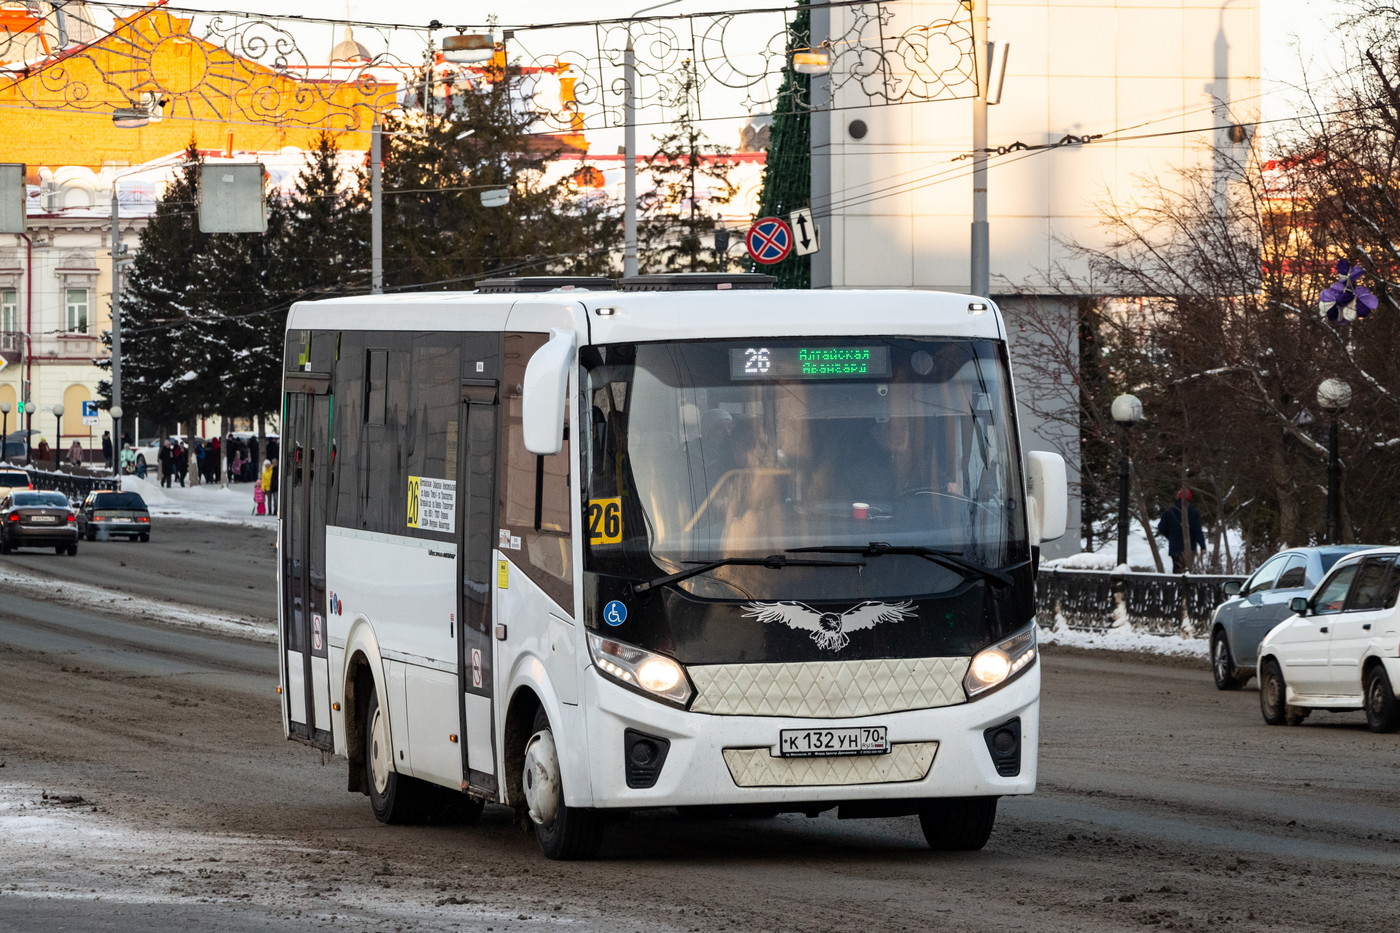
left=1, top=519, right=1397, bottom=932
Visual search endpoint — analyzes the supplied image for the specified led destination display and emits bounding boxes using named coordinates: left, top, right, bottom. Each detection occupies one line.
left=730, top=346, right=892, bottom=380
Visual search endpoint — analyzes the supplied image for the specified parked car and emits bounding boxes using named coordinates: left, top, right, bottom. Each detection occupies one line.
left=0, top=489, right=79, bottom=555
left=76, top=490, right=151, bottom=541
left=1209, top=545, right=1376, bottom=690
left=0, top=466, right=33, bottom=490
left=1257, top=547, right=1400, bottom=733
left=3, top=429, right=36, bottom=460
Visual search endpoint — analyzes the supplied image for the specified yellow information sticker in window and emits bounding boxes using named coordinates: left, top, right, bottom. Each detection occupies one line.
left=406, top=475, right=420, bottom=528
left=586, top=497, right=623, bottom=545
left=497, top=560, right=509, bottom=589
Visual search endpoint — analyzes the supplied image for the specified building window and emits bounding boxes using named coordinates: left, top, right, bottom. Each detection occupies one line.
left=0, top=287, right=16, bottom=332
left=65, top=288, right=89, bottom=334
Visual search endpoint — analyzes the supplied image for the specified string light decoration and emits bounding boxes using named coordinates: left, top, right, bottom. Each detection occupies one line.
left=505, top=1, right=978, bottom=135
left=0, top=1, right=978, bottom=135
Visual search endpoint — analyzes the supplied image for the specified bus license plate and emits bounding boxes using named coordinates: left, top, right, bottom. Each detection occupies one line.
left=778, top=726, right=889, bottom=758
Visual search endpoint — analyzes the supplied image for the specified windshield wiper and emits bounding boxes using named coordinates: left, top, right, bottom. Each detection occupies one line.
left=632, top=554, right=866, bottom=595
left=786, top=542, right=1014, bottom=587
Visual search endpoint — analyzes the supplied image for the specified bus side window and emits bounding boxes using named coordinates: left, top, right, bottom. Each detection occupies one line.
left=502, top=333, right=573, bottom=607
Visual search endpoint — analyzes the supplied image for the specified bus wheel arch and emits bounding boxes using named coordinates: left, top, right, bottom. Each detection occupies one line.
left=503, top=686, right=544, bottom=811
left=344, top=652, right=376, bottom=794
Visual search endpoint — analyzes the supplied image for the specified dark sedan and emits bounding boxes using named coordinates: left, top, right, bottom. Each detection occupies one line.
left=1208, top=545, right=1376, bottom=689
left=76, top=490, right=152, bottom=541
left=0, top=490, right=79, bottom=555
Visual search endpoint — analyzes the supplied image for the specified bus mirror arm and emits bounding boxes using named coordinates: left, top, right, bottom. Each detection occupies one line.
left=522, top=329, right=577, bottom=455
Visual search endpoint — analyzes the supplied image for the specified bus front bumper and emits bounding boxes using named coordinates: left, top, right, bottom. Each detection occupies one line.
left=580, top=663, right=1039, bottom=810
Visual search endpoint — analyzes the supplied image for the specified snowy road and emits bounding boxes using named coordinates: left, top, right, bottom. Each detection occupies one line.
left=1, top=508, right=1399, bottom=931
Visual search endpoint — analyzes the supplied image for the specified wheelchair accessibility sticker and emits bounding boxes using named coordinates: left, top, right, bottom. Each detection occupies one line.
left=603, top=600, right=627, bottom=626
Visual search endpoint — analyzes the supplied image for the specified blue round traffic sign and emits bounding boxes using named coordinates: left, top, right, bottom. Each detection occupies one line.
left=603, top=600, right=628, bottom=626
left=746, top=217, right=794, bottom=265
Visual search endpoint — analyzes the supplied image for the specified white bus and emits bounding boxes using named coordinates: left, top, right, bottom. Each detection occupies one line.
left=278, top=274, right=1067, bottom=859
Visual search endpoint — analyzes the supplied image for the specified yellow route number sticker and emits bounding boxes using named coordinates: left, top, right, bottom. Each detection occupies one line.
left=586, top=497, right=623, bottom=545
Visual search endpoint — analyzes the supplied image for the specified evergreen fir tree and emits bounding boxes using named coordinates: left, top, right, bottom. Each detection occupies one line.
left=106, top=143, right=207, bottom=435
left=748, top=1, right=811, bottom=288
left=378, top=58, right=619, bottom=288
left=638, top=59, right=741, bottom=273
left=271, top=131, right=369, bottom=297
left=187, top=208, right=282, bottom=424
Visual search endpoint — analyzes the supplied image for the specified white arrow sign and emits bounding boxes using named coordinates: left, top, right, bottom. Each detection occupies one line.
left=789, top=208, right=820, bottom=256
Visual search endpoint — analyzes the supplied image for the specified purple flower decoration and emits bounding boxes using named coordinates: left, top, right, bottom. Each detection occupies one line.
left=1319, top=259, right=1379, bottom=322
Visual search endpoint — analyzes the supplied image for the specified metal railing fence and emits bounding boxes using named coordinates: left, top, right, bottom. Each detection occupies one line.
left=1036, top=567, right=1246, bottom=637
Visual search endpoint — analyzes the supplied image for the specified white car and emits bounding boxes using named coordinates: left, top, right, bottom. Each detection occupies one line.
left=1257, top=547, right=1400, bottom=733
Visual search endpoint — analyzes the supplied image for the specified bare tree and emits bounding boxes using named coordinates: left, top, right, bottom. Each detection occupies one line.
left=1016, top=5, right=1400, bottom=563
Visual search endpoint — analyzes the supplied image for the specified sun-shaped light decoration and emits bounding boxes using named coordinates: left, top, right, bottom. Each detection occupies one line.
left=103, top=11, right=247, bottom=121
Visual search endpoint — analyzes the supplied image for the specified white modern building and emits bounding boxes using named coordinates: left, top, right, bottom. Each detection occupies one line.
left=811, top=0, right=1260, bottom=557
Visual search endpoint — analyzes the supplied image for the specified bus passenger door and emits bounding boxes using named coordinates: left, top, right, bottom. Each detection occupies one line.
left=282, top=387, right=334, bottom=749
left=458, top=383, right=499, bottom=794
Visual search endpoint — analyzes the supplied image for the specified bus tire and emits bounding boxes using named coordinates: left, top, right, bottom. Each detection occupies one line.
left=524, top=708, right=604, bottom=860
left=364, top=684, right=430, bottom=824
left=433, top=787, right=486, bottom=825
left=918, top=796, right=997, bottom=851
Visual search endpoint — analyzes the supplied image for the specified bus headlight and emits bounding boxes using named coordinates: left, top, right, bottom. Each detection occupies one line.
left=963, top=628, right=1037, bottom=698
left=588, top=633, right=693, bottom=707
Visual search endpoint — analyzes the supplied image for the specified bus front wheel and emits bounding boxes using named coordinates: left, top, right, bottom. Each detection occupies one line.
left=918, top=796, right=997, bottom=851
left=523, top=708, right=604, bottom=860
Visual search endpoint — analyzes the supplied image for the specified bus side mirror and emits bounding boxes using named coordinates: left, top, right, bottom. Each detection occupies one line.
left=1289, top=596, right=1309, bottom=615
left=1025, top=450, right=1067, bottom=544
left=522, top=329, right=576, bottom=455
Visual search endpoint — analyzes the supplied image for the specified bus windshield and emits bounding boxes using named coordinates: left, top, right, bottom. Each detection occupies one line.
left=582, top=337, right=1029, bottom=601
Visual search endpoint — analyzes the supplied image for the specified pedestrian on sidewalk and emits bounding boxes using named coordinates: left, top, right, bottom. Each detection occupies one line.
left=267, top=457, right=279, bottom=516
left=1157, top=488, right=1205, bottom=574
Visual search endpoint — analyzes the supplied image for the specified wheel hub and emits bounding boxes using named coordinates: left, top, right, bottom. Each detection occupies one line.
left=523, top=728, right=561, bottom=828
left=369, top=706, right=390, bottom=795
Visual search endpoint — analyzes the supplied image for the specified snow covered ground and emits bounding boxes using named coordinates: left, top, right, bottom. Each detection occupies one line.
left=117, top=473, right=280, bottom=530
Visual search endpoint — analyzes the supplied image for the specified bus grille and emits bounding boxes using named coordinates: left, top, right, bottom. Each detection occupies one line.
left=688, top=657, right=968, bottom=718
left=722, top=742, right=938, bottom=787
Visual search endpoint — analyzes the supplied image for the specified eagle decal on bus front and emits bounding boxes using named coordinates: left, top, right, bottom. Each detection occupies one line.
left=742, top=600, right=918, bottom=651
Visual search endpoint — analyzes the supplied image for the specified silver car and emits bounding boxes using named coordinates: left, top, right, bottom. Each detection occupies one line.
left=1209, top=545, right=1375, bottom=689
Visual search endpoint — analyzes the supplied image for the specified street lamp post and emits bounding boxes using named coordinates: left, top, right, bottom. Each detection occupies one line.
left=110, top=184, right=124, bottom=457
left=51, top=402, right=64, bottom=471
left=1111, top=394, right=1144, bottom=568
left=1318, top=378, right=1351, bottom=544
left=0, top=401, right=9, bottom=463
left=109, top=404, right=122, bottom=476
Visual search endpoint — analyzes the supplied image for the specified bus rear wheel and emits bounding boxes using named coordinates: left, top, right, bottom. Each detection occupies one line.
left=523, top=708, right=604, bottom=860
left=364, top=685, right=432, bottom=824
left=918, top=796, right=998, bottom=851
